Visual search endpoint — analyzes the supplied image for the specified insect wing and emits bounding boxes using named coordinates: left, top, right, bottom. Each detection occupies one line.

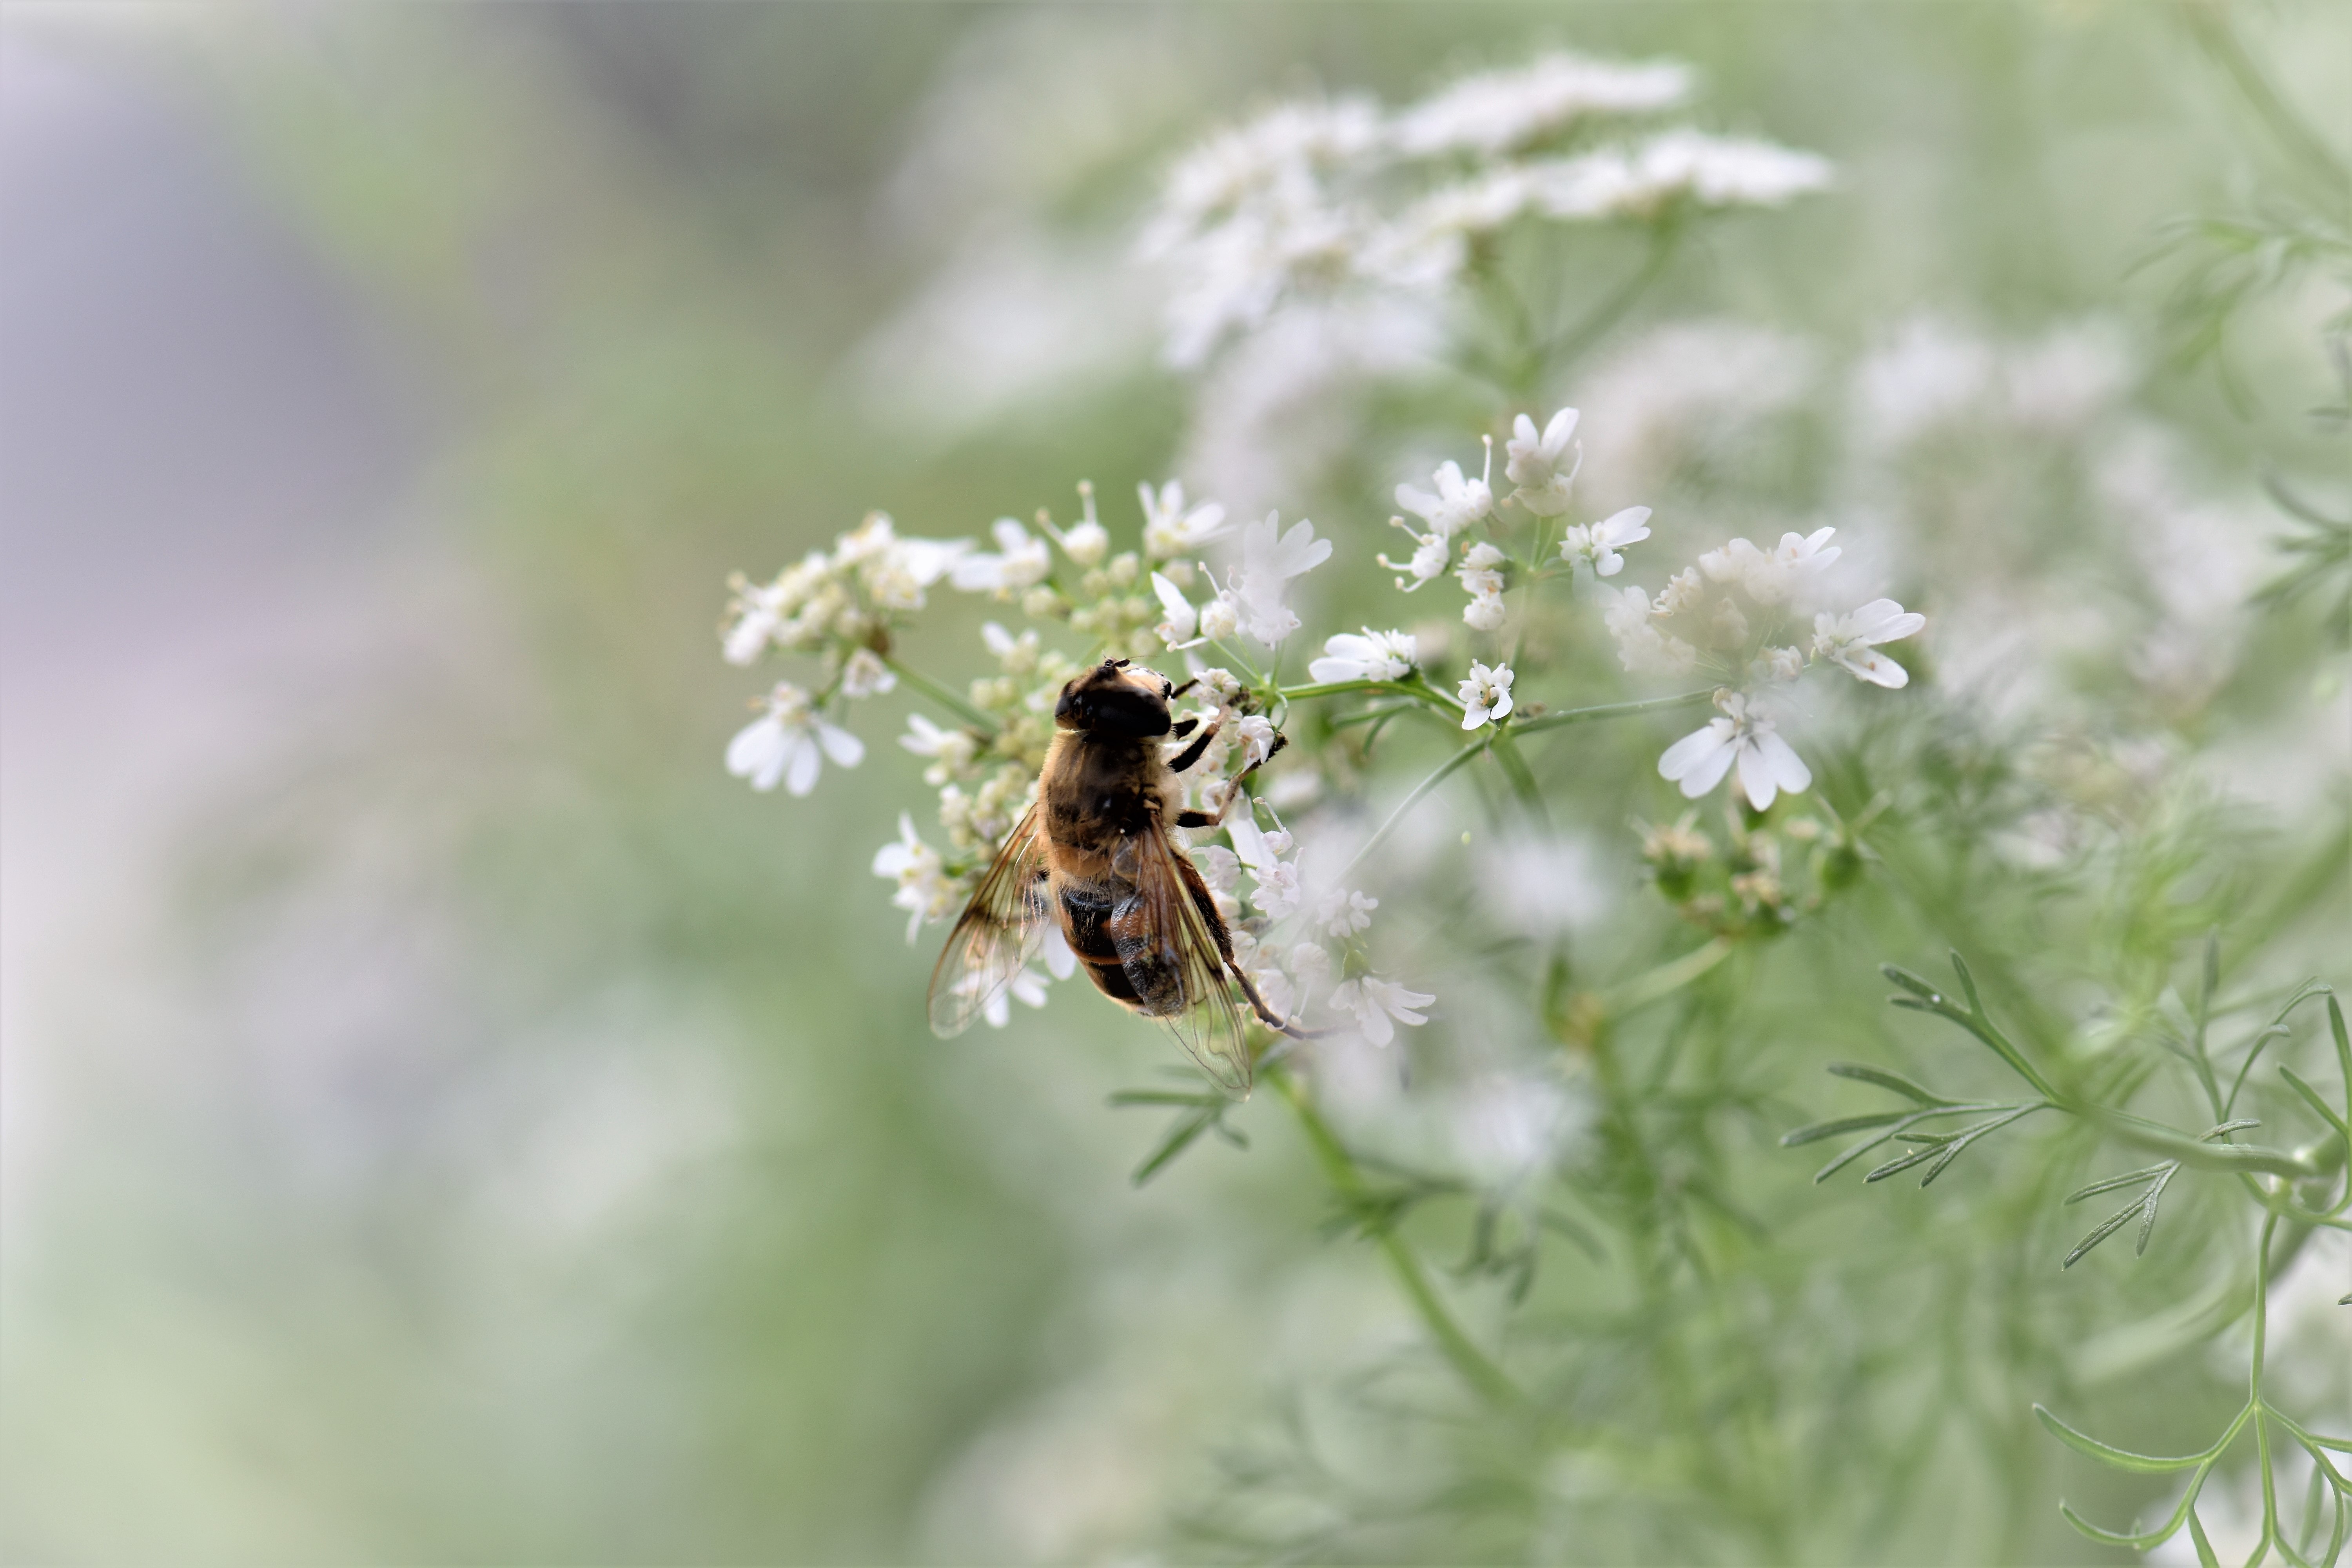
left=1112, top=829, right=1253, bottom=1094
left=927, top=806, right=1050, bottom=1038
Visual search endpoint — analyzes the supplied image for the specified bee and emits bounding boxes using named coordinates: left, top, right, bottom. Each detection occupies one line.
left=928, top=658, right=1298, bottom=1091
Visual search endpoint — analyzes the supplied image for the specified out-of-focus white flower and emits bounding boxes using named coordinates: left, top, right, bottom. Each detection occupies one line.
left=1559, top=506, right=1652, bottom=577
left=1388, top=52, right=1693, bottom=159
left=1441, top=1073, right=1588, bottom=1183
left=871, top=812, right=955, bottom=942
left=1530, top=131, right=1833, bottom=222
left=1261, top=828, right=1293, bottom=855
left=1288, top=942, right=1332, bottom=984
left=1149, top=571, right=1202, bottom=648
left=728, top=682, right=866, bottom=797
left=951, top=518, right=1054, bottom=593
left=1378, top=520, right=1451, bottom=591
left=1143, top=96, right=1385, bottom=257
left=1697, top=526, right=1841, bottom=605
left=1457, top=539, right=1508, bottom=599
left=961, top=962, right=1051, bottom=1029
left=1463, top=591, right=1509, bottom=631
left=1747, top=645, right=1805, bottom=685
left=1654, top=567, right=1705, bottom=616
left=1481, top=832, right=1612, bottom=936
left=1603, top=584, right=1697, bottom=674
left=1812, top=599, right=1926, bottom=688
left=1658, top=690, right=1811, bottom=811
left=1232, top=511, right=1333, bottom=645
left=1251, top=858, right=1303, bottom=920
left=1056, top=520, right=1109, bottom=568
left=1040, top=924, right=1076, bottom=982
left=1328, top=975, right=1436, bottom=1047
left=721, top=572, right=794, bottom=665
left=1458, top=660, right=1515, bottom=728
left=1506, top=407, right=1581, bottom=515
left=981, top=620, right=1042, bottom=673
left=899, top=712, right=978, bottom=786
left=1316, top=888, right=1379, bottom=938
left=840, top=648, right=897, bottom=698
left=1232, top=713, right=1279, bottom=768
left=1397, top=455, right=1494, bottom=539
left=1308, top=627, right=1418, bottom=683
left=1139, top=480, right=1232, bottom=559
left=1394, top=170, right=1535, bottom=245
left=1191, top=844, right=1241, bottom=894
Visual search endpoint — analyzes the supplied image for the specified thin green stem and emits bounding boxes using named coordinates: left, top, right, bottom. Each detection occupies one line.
left=1337, top=734, right=1494, bottom=882
left=1514, top=689, right=1715, bottom=736
left=1539, top=221, right=1681, bottom=372
left=1605, top=937, right=1734, bottom=1017
left=1488, top=728, right=1550, bottom=829
left=883, top=657, right=998, bottom=733
left=1277, top=676, right=1465, bottom=719
left=1270, top=1067, right=1526, bottom=1411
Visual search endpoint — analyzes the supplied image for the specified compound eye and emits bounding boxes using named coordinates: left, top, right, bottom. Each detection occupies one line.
left=1162, top=680, right=1172, bottom=698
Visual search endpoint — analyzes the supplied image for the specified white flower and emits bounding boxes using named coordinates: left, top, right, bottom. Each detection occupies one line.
left=1697, top=526, right=1841, bottom=605
left=1198, top=587, right=1241, bottom=643
left=1251, top=859, right=1303, bottom=920
left=1463, top=592, right=1508, bottom=631
left=1505, top=407, right=1582, bottom=516
left=1394, top=170, right=1535, bottom=242
left=726, top=682, right=866, bottom=797
left=951, top=518, right=1054, bottom=594
left=1308, top=628, right=1417, bottom=683
left=980, top=621, right=1041, bottom=673
left=1747, top=645, right=1805, bottom=685
left=1057, top=521, right=1109, bottom=568
left=1528, top=132, right=1833, bottom=222
left=898, top=713, right=976, bottom=786
left=1316, top=889, right=1379, bottom=938
left=956, top=961, right=1051, bottom=1029
left=1191, top=845, right=1241, bottom=894
left=1457, top=539, right=1508, bottom=599
left=1657, top=690, right=1812, bottom=811
left=1388, top=53, right=1693, bottom=159
left=1813, top=599, right=1926, bottom=688
left=1457, top=660, right=1515, bottom=728
left=1559, top=506, right=1653, bottom=577
left=1396, top=457, right=1494, bottom=539
left=840, top=648, right=897, bottom=698
left=871, top=813, right=954, bottom=942
left=721, top=573, right=794, bottom=665
left=1150, top=571, right=1201, bottom=648
left=1377, top=520, right=1452, bottom=590
left=1328, top=975, right=1436, bottom=1047
left=1233, top=713, right=1278, bottom=768
left=1287, top=942, right=1332, bottom=984
left=1654, top=566, right=1706, bottom=616
left=1232, top=511, right=1333, bottom=645
left=1260, top=829, right=1293, bottom=855
left=1139, top=480, right=1231, bottom=559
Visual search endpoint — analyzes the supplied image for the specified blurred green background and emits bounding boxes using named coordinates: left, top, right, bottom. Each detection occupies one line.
left=1, top=4, right=2341, bottom=1563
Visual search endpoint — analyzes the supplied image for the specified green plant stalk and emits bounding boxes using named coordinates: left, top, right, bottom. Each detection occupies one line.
left=1487, top=727, right=1549, bottom=828
left=1337, top=734, right=1494, bottom=881
left=1269, top=1066, right=1526, bottom=1412
left=882, top=656, right=998, bottom=732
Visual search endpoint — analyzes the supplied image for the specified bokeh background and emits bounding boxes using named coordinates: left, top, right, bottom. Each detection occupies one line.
left=2, top=4, right=2344, bottom=1564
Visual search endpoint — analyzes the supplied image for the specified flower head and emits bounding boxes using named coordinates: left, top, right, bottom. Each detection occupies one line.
left=1657, top=690, right=1811, bottom=811
left=727, top=682, right=866, bottom=797
left=1458, top=660, right=1516, bottom=729
left=1308, top=628, right=1417, bottom=683
left=1139, top=481, right=1231, bottom=559
left=898, top=713, right=977, bottom=786
left=1315, top=888, right=1379, bottom=938
left=1231, top=511, right=1333, bottom=645
left=1697, top=526, right=1840, bottom=606
left=1388, top=53, right=1693, bottom=159
left=1396, top=456, right=1494, bottom=540
left=1328, top=975, right=1436, bottom=1047
left=951, top=519, right=1054, bottom=595
left=1559, top=506, right=1653, bottom=577
left=1812, top=598, right=1926, bottom=688
left=1149, top=571, right=1201, bottom=649
left=840, top=648, right=897, bottom=698
left=1377, top=520, right=1451, bottom=591
left=871, top=813, right=955, bottom=942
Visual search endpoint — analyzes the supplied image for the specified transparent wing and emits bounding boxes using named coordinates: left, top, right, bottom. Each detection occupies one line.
left=1111, top=827, right=1253, bottom=1095
left=927, top=806, right=1050, bottom=1038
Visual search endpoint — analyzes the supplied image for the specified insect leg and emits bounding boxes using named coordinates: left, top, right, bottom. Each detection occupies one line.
left=1168, top=677, right=1200, bottom=699
left=1171, top=717, right=1200, bottom=739
left=1203, top=731, right=1288, bottom=826
left=1165, top=717, right=1221, bottom=774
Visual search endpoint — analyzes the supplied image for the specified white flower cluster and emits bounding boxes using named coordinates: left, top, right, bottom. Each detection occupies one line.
left=1605, top=525, right=1925, bottom=810
left=1382, top=406, right=1653, bottom=632
left=1220, top=812, right=1435, bottom=1049
left=1140, top=53, right=1831, bottom=366
left=1149, top=508, right=1333, bottom=653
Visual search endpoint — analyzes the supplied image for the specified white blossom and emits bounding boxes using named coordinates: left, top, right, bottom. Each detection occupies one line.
left=1233, top=713, right=1279, bottom=768
left=980, top=620, right=1041, bottom=673
left=1657, top=690, right=1812, bottom=811
left=1603, top=584, right=1697, bottom=675
left=1231, top=511, right=1333, bottom=645
left=1458, top=660, right=1516, bottom=728
left=1396, top=456, right=1494, bottom=539
left=1529, top=132, right=1834, bottom=222
left=1191, top=844, right=1241, bottom=894
left=1316, top=888, right=1379, bottom=938
left=1251, top=858, right=1303, bottom=920
left=1377, top=519, right=1452, bottom=590
left=721, top=572, right=794, bottom=665
left=1457, top=539, right=1508, bottom=598
left=1388, top=53, right=1693, bottom=159
left=1139, top=480, right=1232, bottom=559
left=951, top=518, right=1054, bottom=594
left=1328, top=975, right=1436, bottom=1047
left=727, top=682, right=866, bottom=797
left=840, top=648, right=897, bottom=698
left=1812, top=598, right=1926, bottom=688
left=1505, top=407, right=1582, bottom=515
left=1559, top=506, right=1653, bottom=577
left=1287, top=942, right=1333, bottom=984
left=1463, top=591, right=1509, bottom=631
left=1697, top=526, right=1841, bottom=605
left=898, top=713, right=977, bottom=786
left=957, top=961, right=1051, bottom=1029
left=1057, top=520, right=1109, bottom=568
left=1149, top=571, right=1202, bottom=649
left=1308, top=627, right=1417, bottom=683
left=871, top=813, right=955, bottom=942
left=1748, top=645, right=1805, bottom=685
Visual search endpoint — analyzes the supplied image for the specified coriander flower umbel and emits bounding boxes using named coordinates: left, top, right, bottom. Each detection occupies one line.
left=727, top=682, right=865, bottom=797
left=1308, top=628, right=1417, bottom=683
left=1812, top=599, right=1926, bottom=688
left=1139, top=480, right=1231, bottom=559
left=1387, top=52, right=1694, bottom=160
left=1377, top=519, right=1451, bottom=591
left=1396, top=444, right=1495, bottom=539
left=1697, top=526, right=1840, bottom=606
left=1458, top=660, right=1515, bottom=728
left=1328, top=976, right=1436, bottom=1047
left=950, top=518, right=1053, bottom=595
left=1559, top=506, right=1653, bottom=577
left=1657, top=689, right=1811, bottom=811
left=1316, top=888, right=1379, bottom=938
left=871, top=813, right=955, bottom=942
left=1505, top=407, right=1581, bottom=516
left=839, top=648, right=897, bottom=698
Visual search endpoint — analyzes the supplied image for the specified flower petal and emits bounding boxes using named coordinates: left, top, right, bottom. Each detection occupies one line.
left=818, top=723, right=865, bottom=768
left=784, top=734, right=824, bottom=796
left=1753, top=728, right=1813, bottom=795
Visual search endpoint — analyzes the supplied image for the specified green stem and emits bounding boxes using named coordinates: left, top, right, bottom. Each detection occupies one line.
left=1514, top=688, right=1716, bottom=736
left=1604, top=937, right=1734, bottom=1016
left=1270, top=1067, right=1526, bottom=1411
left=1337, top=734, right=1494, bottom=882
left=883, top=657, right=997, bottom=733
left=1488, top=728, right=1549, bottom=829
left=1539, top=221, right=1681, bottom=372
left=2097, top=1113, right=2327, bottom=1180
